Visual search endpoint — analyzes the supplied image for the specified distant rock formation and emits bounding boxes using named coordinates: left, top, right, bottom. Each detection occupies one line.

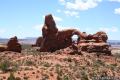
left=7, top=36, right=22, bottom=53
left=32, top=37, right=43, bottom=47
left=0, top=45, right=7, bottom=52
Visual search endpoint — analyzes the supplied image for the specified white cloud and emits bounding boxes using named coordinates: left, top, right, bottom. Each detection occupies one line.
left=99, top=27, right=118, bottom=33
left=58, top=0, right=102, bottom=17
left=109, top=0, right=120, bottom=2
left=114, top=8, right=120, bottom=15
left=60, top=0, right=102, bottom=11
left=64, top=10, right=80, bottom=18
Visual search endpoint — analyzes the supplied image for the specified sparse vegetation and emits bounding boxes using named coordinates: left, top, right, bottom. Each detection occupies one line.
left=114, top=52, right=120, bottom=58
left=0, top=60, right=11, bottom=72
left=15, top=77, right=21, bottom=80
left=23, top=76, right=29, bottom=80
left=63, top=57, right=72, bottom=62
left=22, top=44, right=31, bottom=50
left=42, top=74, right=49, bottom=80
left=25, top=60, right=35, bottom=66
left=0, top=45, right=119, bottom=79
left=63, top=75, right=69, bottom=80
left=81, top=71, right=89, bottom=80
left=93, top=59, right=105, bottom=67
left=43, top=62, right=51, bottom=67
left=7, top=72, right=16, bottom=80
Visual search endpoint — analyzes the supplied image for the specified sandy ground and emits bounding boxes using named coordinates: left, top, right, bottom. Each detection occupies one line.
left=0, top=47, right=120, bottom=80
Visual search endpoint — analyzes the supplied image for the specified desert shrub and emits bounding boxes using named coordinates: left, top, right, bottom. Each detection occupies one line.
left=7, top=72, right=16, bottom=80
left=63, top=57, right=72, bottom=62
left=22, top=44, right=31, bottom=50
left=81, top=71, right=89, bottom=80
left=93, top=59, right=105, bottom=67
left=89, top=71, right=97, bottom=79
left=55, top=64, right=62, bottom=76
left=43, top=62, right=51, bottom=67
left=42, top=74, right=49, bottom=80
left=11, top=63, right=19, bottom=72
left=110, top=63, right=117, bottom=67
left=75, top=71, right=81, bottom=79
left=114, top=53, right=120, bottom=58
left=99, top=70, right=108, bottom=78
left=57, top=75, right=62, bottom=80
left=23, top=76, right=29, bottom=80
left=25, top=60, right=35, bottom=66
left=55, top=64, right=61, bottom=67
left=63, top=75, right=69, bottom=80
left=15, top=77, right=21, bottom=80
left=109, top=63, right=117, bottom=70
left=24, top=67, right=33, bottom=70
left=0, top=60, right=11, bottom=72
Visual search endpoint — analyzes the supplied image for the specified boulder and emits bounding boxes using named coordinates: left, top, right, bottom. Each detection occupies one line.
left=0, top=45, right=7, bottom=52
left=92, top=31, right=108, bottom=42
left=7, top=36, right=22, bottom=53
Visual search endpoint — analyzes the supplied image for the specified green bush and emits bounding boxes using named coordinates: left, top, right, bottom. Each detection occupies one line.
left=0, top=60, right=11, bottom=72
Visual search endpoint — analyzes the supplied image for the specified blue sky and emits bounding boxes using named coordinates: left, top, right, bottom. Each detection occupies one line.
left=0, top=0, right=120, bottom=40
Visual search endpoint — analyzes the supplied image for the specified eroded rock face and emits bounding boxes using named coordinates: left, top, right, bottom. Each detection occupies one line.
left=7, top=36, right=22, bottom=53
left=38, top=14, right=111, bottom=55
left=86, top=31, right=108, bottom=43
left=94, top=31, right=108, bottom=42
left=39, top=14, right=82, bottom=52
left=32, top=37, right=43, bottom=47
left=40, top=14, right=58, bottom=52
left=42, top=14, right=58, bottom=38
left=0, top=46, right=7, bottom=52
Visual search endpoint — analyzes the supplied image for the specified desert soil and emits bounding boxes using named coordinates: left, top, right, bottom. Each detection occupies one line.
left=0, top=46, right=120, bottom=80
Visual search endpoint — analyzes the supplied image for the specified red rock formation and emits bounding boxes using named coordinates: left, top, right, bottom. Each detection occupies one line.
left=57, top=29, right=87, bottom=48
left=39, top=14, right=58, bottom=52
left=7, top=36, right=22, bottom=53
left=86, top=31, right=108, bottom=42
left=39, top=14, right=83, bottom=52
left=38, top=14, right=111, bottom=55
left=94, top=31, right=108, bottom=42
left=32, top=37, right=43, bottom=47
left=42, top=14, right=58, bottom=38
left=0, top=46, right=7, bottom=52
